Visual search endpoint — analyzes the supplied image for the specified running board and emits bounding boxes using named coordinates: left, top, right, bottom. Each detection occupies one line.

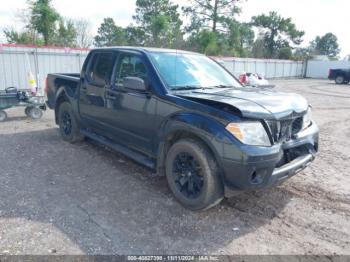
left=80, top=129, right=155, bottom=169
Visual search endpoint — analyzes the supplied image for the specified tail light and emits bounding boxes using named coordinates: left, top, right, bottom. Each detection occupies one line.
left=44, top=77, right=48, bottom=95
left=328, top=69, right=331, bottom=77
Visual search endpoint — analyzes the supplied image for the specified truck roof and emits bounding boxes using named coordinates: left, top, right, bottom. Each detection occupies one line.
left=90, top=46, right=202, bottom=55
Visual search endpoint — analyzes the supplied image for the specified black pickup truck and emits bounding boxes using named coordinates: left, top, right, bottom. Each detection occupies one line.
left=46, top=47, right=319, bottom=210
left=328, top=68, right=350, bottom=84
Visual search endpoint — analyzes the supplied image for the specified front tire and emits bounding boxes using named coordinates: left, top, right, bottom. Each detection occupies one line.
left=58, top=102, right=84, bottom=143
left=165, top=139, right=224, bottom=211
left=335, top=75, right=345, bottom=84
left=28, top=107, right=43, bottom=119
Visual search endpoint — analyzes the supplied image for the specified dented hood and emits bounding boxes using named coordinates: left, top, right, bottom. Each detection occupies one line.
left=177, top=87, right=309, bottom=120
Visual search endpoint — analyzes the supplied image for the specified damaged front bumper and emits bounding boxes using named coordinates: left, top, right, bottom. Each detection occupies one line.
left=221, top=122, right=319, bottom=197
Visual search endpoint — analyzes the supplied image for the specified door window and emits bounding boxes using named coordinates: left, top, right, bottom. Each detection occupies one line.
left=115, top=54, right=147, bottom=86
left=87, top=52, right=116, bottom=86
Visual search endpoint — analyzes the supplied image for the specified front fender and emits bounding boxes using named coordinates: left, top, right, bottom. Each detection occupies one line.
left=157, top=112, right=232, bottom=176
left=161, top=112, right=229, bottom=141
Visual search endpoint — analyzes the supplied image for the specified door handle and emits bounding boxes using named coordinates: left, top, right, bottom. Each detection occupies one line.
left=106, top=94, right=117, bottom=100
left=106, top=89, right=120, bottom=99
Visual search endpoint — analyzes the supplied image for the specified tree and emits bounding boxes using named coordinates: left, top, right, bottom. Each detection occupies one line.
left=124, top=25, right=147, bottom=46
left=28, top=0, right=60, bottom=45
left=182, top=0, right=242, bottom=34
left=53, top=19, right=77, bottom=47
left=251, top=38, right=266, bottom=58
left=133, top=0, right=183, bottom=47
left=293, top=47, right=312, bottom=60
left=182, top=1, right=252, bottom=56
left=3, top=28, right=43, bottom=45
left=251, top=11, right=304, bottom=58
left=4, top=1, right=94, bottom=48
left=187, top=29, right=219, bottom=55
left=74, top=19, right=93, bottom=48
left=310, top=33, right=340, bottom=58
left=238, top=23, right=255, bottom=50
left=3, top=6, right=42, bottom=45
left=224, top=20, right=254, bottom=56
left=278, top=47, right=292, bottom=59
left=94, top=18, right=127, bottom=47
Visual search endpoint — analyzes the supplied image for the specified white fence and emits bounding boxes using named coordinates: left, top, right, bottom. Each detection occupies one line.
left=0, top=45, right=306, bottom=91
left=218, top=57, right=305, bottom=79
left=0, top=44, right=89, bottom=91
left=306, top=60, right=350, bottom=79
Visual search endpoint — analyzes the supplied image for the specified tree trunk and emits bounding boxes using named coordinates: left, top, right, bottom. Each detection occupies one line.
left=43, top=28, right=49, bottom=45
left=212, top=0, right=218, bottom=33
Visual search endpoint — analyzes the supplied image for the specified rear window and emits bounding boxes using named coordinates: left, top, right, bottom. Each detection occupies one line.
left=87, top=52, right=116, bottom=86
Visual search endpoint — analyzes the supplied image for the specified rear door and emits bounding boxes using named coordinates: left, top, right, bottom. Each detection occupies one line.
left=104, top=51, right=157, bottom=155
left=79, top=51, right=117, bottom=128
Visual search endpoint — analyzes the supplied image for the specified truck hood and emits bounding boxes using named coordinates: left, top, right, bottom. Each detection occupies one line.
left=176, top=87, right=309, bottom=120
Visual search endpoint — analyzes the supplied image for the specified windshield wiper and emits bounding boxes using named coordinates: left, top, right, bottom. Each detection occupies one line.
left=172, top=85, right=236, bottom=91
left=171, top=85, right=203, bottom=91
left=210, top=85, right=236, bottom=89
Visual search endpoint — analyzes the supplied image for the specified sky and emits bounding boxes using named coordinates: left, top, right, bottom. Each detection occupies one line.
left=0, top=0, right=348, bottom=57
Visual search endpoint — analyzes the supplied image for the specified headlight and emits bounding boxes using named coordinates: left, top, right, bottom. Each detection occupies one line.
left=302, top=108, right=313, bottom=130
left=226, top=122, right=271, bottom=147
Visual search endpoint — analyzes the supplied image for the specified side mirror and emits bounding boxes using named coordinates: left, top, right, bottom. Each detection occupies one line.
left=123, top=77, right=147, bottom=91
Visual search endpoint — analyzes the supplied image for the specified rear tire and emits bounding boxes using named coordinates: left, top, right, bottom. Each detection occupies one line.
left=165, top=139, right=224, bottom=211
left=58, top=102, right=84, bottom=143
left=0, top=110, right=7, bottom=122
left=335, top=75, right=345, bottom=84
left=28, top=107, right=43, bottom=119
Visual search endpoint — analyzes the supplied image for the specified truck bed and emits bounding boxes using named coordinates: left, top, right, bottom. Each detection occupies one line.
left=46, top=73, right=80, bottom=109
left=49, top=73, right=80, bottom=81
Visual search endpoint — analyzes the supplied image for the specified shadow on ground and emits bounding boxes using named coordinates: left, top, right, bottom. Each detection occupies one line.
left=1, top=116, right=29, bottom=122
left=0, top=128, right=294, bottom=254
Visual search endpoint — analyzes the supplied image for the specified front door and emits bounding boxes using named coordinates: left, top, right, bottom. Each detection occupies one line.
left=104, top=51, right=156, bottom=156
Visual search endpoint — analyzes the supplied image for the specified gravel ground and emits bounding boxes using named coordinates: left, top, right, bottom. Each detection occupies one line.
left=0, top=79, right=349, bottom=255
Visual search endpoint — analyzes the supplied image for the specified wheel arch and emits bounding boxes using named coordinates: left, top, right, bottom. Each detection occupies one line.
left=335, top=73, right=346, bottom=84
left=54, top=88, right=70, bottom=124
left=156, top=113, right=228, bottom=181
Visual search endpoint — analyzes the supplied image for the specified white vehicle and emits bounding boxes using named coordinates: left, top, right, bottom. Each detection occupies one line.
left=239, top=72, right=272, bottom=87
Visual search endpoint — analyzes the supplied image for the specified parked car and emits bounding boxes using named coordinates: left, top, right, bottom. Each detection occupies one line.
left=46, top=47, right=319, bottom=211
left=239, top=72, right=272, bottom=87
left=328, top=68, right=350, bottom=84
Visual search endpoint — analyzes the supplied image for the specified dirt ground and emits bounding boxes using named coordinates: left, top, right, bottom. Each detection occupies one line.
left=0, top=79, right=349, bottom=255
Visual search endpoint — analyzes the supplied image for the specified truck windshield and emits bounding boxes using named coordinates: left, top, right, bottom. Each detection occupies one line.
left=149, top=52, right=242, bottom=90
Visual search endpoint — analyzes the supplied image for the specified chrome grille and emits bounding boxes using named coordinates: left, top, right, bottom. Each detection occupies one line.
left=266, top=116, right=304, bottom=144
left=292, top=117, right=303, bottom=135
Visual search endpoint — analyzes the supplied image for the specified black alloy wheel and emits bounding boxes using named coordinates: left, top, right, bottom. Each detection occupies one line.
left=165, top=139, right=224, bottom=211
left=172, top=152, right=204, bottom=199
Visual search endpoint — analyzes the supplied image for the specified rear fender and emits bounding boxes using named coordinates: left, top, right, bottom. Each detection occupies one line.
left=54, top=86, right=78, bottom=124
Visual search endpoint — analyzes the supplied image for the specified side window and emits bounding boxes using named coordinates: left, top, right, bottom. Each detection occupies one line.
left=87, top=52, right=116, bottom=86
left=115, top=54, right=147, bottom=86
